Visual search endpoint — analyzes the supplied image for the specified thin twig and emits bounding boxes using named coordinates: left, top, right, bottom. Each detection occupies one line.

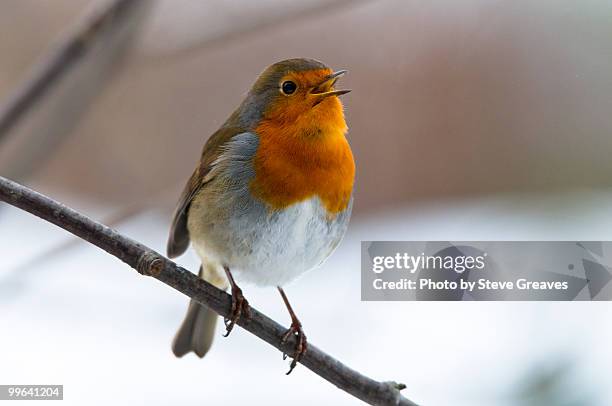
left=0, top=176, right=419, bottom=406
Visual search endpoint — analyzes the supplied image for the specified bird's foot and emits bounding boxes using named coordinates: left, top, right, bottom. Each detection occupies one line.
left=223, top=284, right=251, bottom=337
left=281, top=318, right=307, bottom=375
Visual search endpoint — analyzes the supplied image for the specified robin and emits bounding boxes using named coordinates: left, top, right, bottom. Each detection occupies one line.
left=167, top=58, right=355, bottom=374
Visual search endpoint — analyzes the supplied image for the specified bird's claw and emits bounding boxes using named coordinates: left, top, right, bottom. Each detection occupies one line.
left=223, top=285, right=250, bottom=337
left=281, top=320, right=307, bottom=375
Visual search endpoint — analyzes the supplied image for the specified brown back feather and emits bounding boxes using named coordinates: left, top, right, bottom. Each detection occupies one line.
left=166, top=125, right=246, bottom=258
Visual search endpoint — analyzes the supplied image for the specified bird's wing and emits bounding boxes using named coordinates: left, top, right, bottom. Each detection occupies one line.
left=166, top=126, right=247, bottom=258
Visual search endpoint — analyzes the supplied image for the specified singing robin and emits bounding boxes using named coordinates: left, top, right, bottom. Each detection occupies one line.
left=167, top=58, right=355, bottom=374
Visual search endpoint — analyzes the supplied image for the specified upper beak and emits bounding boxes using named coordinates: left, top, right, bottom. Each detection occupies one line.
left=311, top=70, right=351, bottom=99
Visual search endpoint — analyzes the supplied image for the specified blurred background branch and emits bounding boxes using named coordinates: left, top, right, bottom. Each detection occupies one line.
left=0, top=0, right=149, bottom=180
left=132, top=0, right=372, bottom=64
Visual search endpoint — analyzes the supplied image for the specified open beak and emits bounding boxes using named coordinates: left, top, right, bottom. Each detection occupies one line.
left=311, top=70, right=351, bottom=101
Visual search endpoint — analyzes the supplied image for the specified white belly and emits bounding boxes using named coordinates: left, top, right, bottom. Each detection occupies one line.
left=189, top=196, right=352, bottom=287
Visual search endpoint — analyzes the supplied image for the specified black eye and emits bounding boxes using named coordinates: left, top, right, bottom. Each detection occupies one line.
left=281, top=81, right=297, bottom=95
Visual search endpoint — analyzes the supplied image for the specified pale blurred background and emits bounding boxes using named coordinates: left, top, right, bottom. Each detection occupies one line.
left=1, top=0, right=612, bottom=405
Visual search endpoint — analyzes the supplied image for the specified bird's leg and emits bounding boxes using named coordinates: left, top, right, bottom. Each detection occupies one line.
left=278, top=287, right=307, bottom=375
left=223, top=266, right=251, bottom=337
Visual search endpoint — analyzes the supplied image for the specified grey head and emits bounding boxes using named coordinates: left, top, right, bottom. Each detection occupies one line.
left=230, top=58, right=331, bottom=129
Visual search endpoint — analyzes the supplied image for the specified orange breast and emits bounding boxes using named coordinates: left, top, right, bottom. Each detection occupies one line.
left=250, top=98, right=355, bottom=215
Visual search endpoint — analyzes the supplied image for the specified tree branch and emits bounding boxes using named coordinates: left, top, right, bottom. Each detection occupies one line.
left=0, top=176, right=419, bottom=406
left=0, top=0, right=149, bottom=180
left=0, top=0, right=145, bottom=142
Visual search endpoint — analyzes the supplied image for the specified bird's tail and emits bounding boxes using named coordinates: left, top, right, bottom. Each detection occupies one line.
left=172, top=264, right=226, bottom=358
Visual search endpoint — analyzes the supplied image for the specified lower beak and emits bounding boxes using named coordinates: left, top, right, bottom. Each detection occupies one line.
left=311, top=70, right=351, bottom=100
